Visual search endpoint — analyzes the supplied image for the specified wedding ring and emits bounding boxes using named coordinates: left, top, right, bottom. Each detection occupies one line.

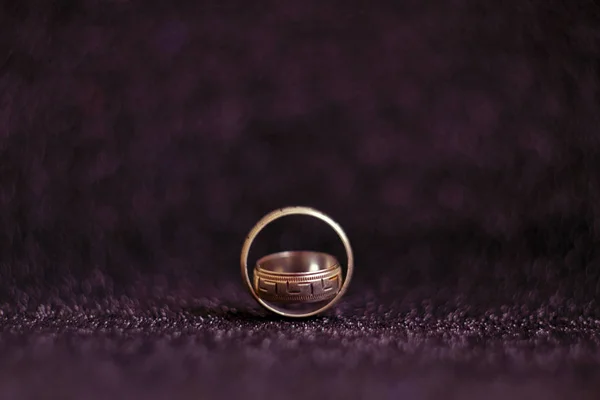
left=240, top=206, right=353, bottom=318
left=253, top=251, right=343, bottom=303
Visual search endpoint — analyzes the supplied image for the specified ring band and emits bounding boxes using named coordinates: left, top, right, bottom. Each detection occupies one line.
left=253, top=251, right=343, bottom=303
left=240, top=206, right=354, bottom=318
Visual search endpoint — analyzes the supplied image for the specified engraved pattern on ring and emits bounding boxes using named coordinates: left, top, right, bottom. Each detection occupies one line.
left=253, top=266, right=342, bottom=303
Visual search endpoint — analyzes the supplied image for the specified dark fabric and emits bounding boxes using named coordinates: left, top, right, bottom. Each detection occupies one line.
left=1, top=287, right=600, bottom=400
left=1, top=1, right=600, bottom=398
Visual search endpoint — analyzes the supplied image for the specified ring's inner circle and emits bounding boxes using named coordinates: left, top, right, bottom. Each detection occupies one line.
left=256, top=251, right=339, bottom=274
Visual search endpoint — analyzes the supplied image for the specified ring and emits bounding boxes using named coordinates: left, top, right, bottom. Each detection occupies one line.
left=253, top=251, right=343, bottom=303
left=240, top=206, right=353, bottom=318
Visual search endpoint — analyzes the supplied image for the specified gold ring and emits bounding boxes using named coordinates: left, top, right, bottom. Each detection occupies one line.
left=240, top=206, right=354, bottom=318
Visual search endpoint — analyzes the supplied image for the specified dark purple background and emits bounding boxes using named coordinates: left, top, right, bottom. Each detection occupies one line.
left=1, top=1, right=600, bottom=399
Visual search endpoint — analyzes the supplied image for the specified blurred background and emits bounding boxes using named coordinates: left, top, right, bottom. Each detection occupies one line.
left=2, top=0, right=599, bottom=301
left=1, top=1, right=600, bottom=398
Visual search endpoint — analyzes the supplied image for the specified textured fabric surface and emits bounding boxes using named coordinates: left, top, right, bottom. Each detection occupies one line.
left=1, top=0, right=600, bottom=399
left=1, top=282, right=600, bottom=400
